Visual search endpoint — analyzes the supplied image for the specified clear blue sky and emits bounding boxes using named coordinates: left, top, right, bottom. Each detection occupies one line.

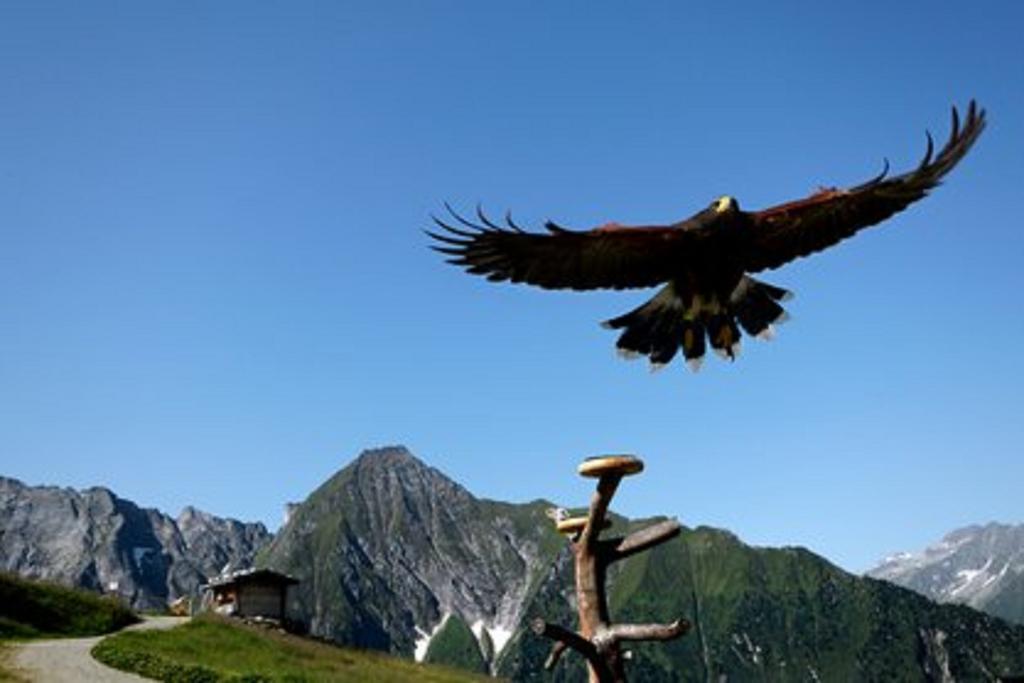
left=1, top=1, right=1022, bottom=572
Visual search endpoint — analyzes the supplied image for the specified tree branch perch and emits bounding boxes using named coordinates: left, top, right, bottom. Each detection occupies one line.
left=580, top=474, right=622, bottom=548
left=601, top=519, right=682, bottom=562
left=531, top=618, right=597, bottom=661
left=605, top=619, right=691, bottom=643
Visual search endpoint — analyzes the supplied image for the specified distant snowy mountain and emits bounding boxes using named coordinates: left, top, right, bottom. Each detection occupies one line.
left=868, top=522, right=1024, bottom=624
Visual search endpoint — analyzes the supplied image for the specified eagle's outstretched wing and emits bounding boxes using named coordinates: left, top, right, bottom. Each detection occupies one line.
left=742, top=101, right=986, bottom=273
left=427, top=206, right=697, bottom=291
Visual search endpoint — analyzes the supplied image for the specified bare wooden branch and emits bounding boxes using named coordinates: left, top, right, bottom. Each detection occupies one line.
left=580, top=474, right=622, bottom=548
left=605, top=619, right=691, bottom=643
left=531, top=618, right=597, bottom=661
left=602, top=519, right=681, bottom=562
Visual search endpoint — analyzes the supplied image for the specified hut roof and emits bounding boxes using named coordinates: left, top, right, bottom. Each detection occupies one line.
left=201, top=568, right=299, bottom=590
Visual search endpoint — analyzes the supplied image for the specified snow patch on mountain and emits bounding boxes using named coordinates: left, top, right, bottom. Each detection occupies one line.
left=471, top=619, right=513, bottom=659
left=949, top=558, right=992, bottom=597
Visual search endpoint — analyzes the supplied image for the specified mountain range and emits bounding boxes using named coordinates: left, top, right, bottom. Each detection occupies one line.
left=5, top=449, right=1024, bottom=680
left=0, top=476, right=270, bottom=610
left=258, top=447, right=1024, bottom=681
left=868, top=522, right=1024, bottom=626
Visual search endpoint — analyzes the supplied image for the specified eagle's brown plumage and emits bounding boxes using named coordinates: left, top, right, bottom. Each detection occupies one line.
left=428, top=102, right=986, bottom=371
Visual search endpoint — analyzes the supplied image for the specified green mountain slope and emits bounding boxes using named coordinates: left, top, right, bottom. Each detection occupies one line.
left=502, top=522, right=1024, bottom=681
left=425, top=614, right=488, bottom=674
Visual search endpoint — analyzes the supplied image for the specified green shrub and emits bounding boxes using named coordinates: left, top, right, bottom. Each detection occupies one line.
left=91, top=638, right=263, bottom=682
left=0, top=616, right=39, bottom=640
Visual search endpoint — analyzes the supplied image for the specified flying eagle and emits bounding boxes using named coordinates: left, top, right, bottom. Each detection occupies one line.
left=428, top=102, right=985, bottom=371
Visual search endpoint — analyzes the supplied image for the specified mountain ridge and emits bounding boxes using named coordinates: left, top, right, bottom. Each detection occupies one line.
left=6, top=450, right=1024, bottom=679
left=0, top=474, right=271, bottom=610
left=868, top=521, right=1024, bottom=626
left=261, top=446, right=1024, bottom=680
left=259, top=445, right=558, bottom=666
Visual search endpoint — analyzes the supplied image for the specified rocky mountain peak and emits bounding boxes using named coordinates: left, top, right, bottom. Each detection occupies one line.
left=352, top=444, right=419, bottom=467
left=177, top=505, right=204, bottom=523
left=348, top=446, right=465, bottom=494
left=0, top=475, right=25, bottom=490
left=316, top=446, right=478, bottom=531
left=265, top=447, right=555, bottom=665
left=0, top=478, right=271, bottom=609
left=868, top=521, right=1024, bottom=624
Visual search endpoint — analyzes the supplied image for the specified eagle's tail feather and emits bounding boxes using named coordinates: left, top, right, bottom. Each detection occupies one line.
left=731, top=276, right=792, bottom=339
left=707, top=315, right=742, bottom=360
left=603, top=284, right=684, bottom=368
left=603, top=277, right=791, bottom=370
left=680, top=320, right=706, bottom=371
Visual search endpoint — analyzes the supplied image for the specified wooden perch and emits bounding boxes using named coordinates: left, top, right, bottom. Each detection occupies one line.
left=580, top=471, right=622, bottom=548
left=531, top=618, right=600, bottom=670
left=603, top=619, right=691, bottom=643
left=536, top=454, right=689, bottom=683
left=601, top=519, right=682, bottom=562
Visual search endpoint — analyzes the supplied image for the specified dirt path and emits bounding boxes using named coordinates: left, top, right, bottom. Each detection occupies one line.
left=9, top=616, right=187, bottom=682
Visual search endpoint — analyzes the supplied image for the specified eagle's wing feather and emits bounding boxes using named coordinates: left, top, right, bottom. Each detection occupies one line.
left=743, top=101, right=985, bottom=273
left=428, top=206, right=694, bottom=290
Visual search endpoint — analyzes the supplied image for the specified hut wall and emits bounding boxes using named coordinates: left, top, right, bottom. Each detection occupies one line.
left=237, top=582, right=286, bottom=619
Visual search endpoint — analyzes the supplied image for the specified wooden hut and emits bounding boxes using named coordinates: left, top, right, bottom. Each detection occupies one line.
left=201, top=568, right=298, bottom=621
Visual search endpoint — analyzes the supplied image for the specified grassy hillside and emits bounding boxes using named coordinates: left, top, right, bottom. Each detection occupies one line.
left=0, top=572, right=137, bottom=640
left=93, top=615, right=496, bottom=682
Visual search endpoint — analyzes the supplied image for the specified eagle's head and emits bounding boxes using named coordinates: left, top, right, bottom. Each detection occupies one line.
left=711, top=195, right=739, bottom=214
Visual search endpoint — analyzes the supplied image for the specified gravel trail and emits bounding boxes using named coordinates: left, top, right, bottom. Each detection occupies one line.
left=9, top=616, right=187, bottom=682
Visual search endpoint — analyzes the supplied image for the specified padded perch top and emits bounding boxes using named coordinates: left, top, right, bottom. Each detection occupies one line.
left=578, top=455, right=644, bottom=478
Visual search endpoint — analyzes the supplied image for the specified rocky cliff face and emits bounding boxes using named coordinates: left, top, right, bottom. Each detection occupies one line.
left=868, top=522, right=1024, bottom=624
left=260, top=446, right=560, bottom=672
left=0, top=476, right=271, bottom=610
left=261, top=447, right=1024, bottom=681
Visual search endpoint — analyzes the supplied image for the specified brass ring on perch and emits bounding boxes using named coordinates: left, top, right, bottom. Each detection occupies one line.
left=556, top=516, right=611, bottom=535
left=577, top=455, right=644, bottom=478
